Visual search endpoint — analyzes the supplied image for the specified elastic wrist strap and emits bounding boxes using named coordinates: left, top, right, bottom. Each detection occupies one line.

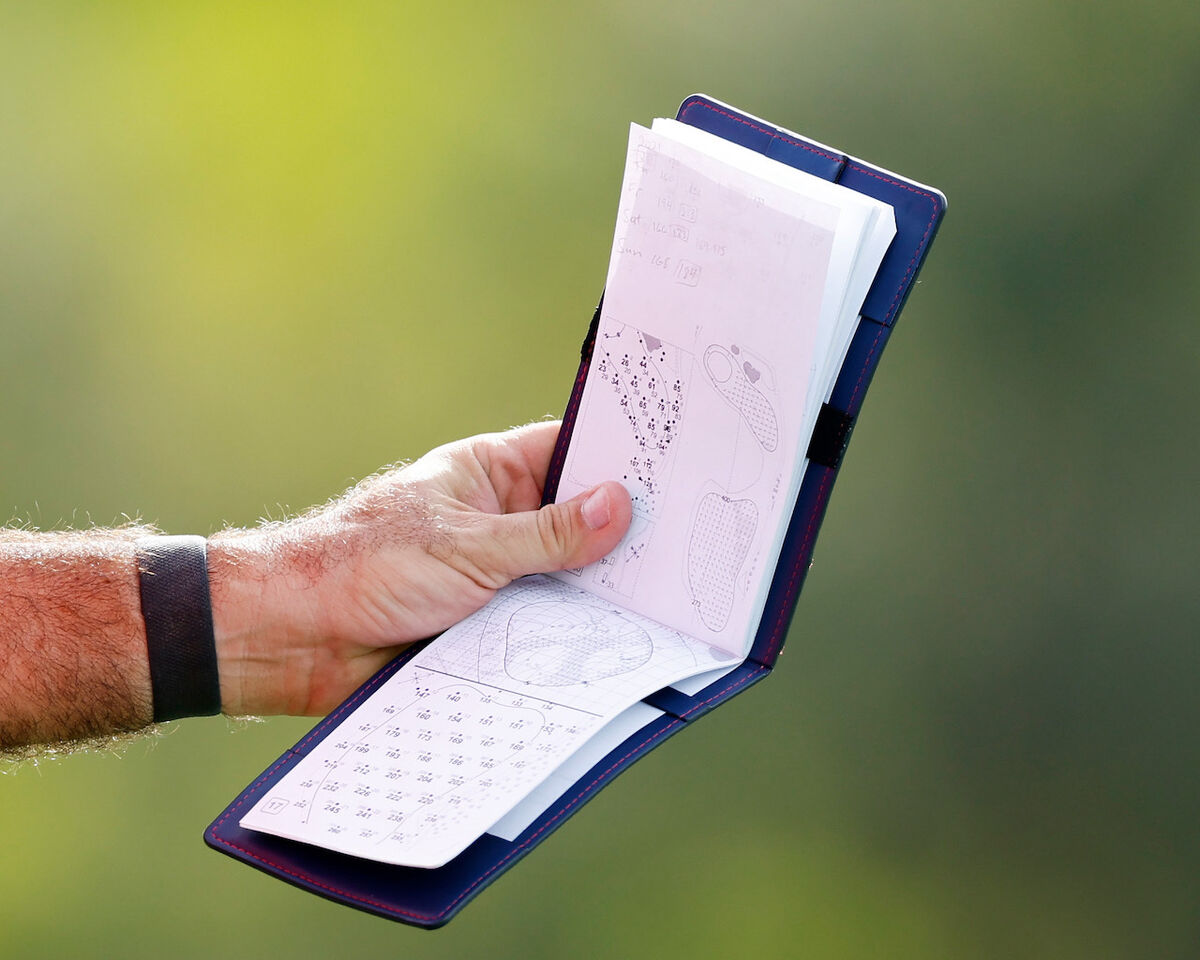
left=136, top=535, right=221, bottom=721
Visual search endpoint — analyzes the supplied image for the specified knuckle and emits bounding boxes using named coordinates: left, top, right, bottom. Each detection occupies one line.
left=535, top=504, right=575, bottom=563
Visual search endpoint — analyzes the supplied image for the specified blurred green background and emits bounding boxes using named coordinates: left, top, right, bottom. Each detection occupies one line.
left=2, top=1, right=1197, bottom=957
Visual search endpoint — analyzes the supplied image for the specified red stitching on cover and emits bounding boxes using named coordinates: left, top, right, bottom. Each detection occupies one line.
left=761, top=469, right=831, bottom=665
left=682, top=100, right=940, bottom=328
left=847, top=322, right=886, bottom=409
left=545, top=359, right=591, bottom=499
left=560, top=359, right=590, bottom=444
left=678, top=664, right=768, bottom=719
left=212, top=836, right=433, bottom=918
left=681, top=99, right=842, bottom=163
left=842, top=162, right=939, bottom=323
left=757, top=320, right=885, bottom=665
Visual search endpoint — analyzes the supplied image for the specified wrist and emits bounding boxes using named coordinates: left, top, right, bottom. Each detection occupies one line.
left=206, top=529, right=317, bottom=716
left=136, top=535, right=221, bottom=721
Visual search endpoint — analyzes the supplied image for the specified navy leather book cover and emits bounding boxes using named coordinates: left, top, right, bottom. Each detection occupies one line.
left=205, top=94, right=946, bottom=927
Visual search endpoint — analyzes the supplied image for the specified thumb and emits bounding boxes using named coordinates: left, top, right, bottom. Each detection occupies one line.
left=479, top=481, right=633, bottom=581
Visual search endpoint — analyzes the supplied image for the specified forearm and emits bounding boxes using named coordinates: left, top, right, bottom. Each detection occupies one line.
left=0, top=527, right=154, bottom=748
left=0, top=423, right=630, bottom=750
left=0, top=514, right=393, bottom=750
left=0, top=524, right=331, bottom=748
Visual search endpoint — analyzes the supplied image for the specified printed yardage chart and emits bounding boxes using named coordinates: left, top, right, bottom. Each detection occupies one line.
left=241, top=576, right=732, bottom=867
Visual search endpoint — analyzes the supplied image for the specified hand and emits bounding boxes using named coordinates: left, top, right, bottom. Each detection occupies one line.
left=207, top=421, right=631, bottom=717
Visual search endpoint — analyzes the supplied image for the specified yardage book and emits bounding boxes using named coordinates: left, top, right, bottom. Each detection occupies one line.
left=206, top=95, right=946, bottom=926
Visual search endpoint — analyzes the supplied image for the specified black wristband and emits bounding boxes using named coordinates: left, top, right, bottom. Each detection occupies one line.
left=136, top=535, right=222, bottom=722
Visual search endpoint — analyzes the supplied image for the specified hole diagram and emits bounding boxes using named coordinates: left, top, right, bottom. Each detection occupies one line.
left=418, top=577, right=666, bottom=697
left=686, top=492, right=759, bottom=632
left=593, top=514, right=653, bottom=598
left=504, top=601, right=653, bottom=687
left=703, top=343, right=779, bottom=452
left=582, top=324, right=690, bottom=518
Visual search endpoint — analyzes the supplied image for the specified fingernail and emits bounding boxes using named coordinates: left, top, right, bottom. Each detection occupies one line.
left=581, top=487, right=611, bottom=530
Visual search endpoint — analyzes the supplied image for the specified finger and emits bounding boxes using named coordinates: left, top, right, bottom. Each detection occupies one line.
left=504, top=420, right=562, bottom=486
left=476, top=421, right=565, bottom=514
left=466, top=480, right=632, bottom=581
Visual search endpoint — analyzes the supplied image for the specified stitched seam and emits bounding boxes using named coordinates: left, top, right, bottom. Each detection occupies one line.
left=681, top=99, right=841, bottom=163
left=842, top=162, right=939, bottom=323
left=682, top=101, right=939, bottom=326
left=545, top=359, right=590, bottom=501
left=210, top=836, right=436, bottom=920
left=847, top=322, right=886, bottom=410
left=678, top=665, right=767, bottom=719
left=758, top=321, right=885, bottom=664
left=761, top=469, right=831, bottom=665
left=561, top=360, right=589, bottom=449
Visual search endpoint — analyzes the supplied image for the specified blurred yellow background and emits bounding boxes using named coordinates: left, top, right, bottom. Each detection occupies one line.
left=2, top=2, right=1198, bottom=957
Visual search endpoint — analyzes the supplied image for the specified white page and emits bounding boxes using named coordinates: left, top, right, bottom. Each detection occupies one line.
left=487, top=700, right=664, bottom=842
left=651, top=117, right=895, bottom=421
left=670, top=661, right=742, bottom=697
left=647, top=121, right=896, bottom=636
left=240, top=575, right=734, bottom=868
left=552, top=123, right=887, bottom=656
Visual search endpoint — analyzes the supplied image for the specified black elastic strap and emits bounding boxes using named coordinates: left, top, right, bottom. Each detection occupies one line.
left=136, top=535, right=221, bottom=721
left=805, top=403, right=856, bottom=470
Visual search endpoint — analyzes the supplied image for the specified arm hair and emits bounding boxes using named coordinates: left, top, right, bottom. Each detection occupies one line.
left=0, top=525, right=156, bottom=750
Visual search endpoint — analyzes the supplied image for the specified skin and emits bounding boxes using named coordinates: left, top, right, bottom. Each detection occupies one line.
left=0, top=421, right=632, bottom=749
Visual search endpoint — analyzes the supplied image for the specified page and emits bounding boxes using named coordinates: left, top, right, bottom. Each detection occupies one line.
left=648, top=121, right=897, bottom=636
left=487, top=700, right=665, bottom=842
left=239, top=575, right=734, bottom=868
left=552, top=123, right=892, bottom=655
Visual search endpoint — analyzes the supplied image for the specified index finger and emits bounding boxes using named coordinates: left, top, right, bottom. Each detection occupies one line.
left=474, top=420, right=565, bottom=513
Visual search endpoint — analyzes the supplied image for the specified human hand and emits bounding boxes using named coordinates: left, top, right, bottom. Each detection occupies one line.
left=207, top=421, right=631, bottom=717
